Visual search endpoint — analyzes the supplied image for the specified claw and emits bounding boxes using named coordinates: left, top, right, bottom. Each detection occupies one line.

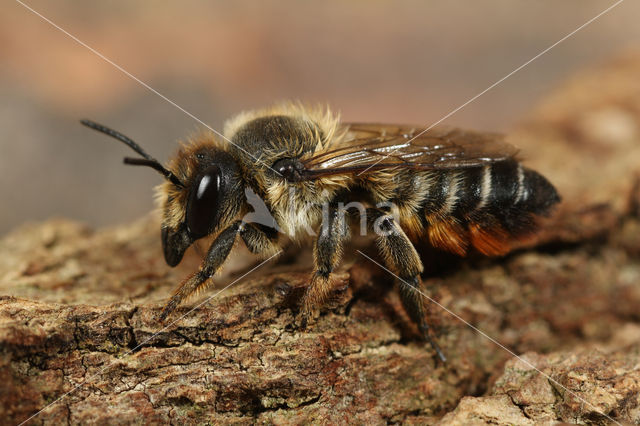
left=298, top=313, right=308, bottom=330
left=420, top=323, right=447, bottom=363
left=158, top=300, right=178, bottom=323
left=295, top=307, right=315, bottom=330
left=157, top=271, right=212, bottom=324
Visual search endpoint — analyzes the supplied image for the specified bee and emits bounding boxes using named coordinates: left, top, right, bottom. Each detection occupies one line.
left=82, top=103, right=560, bottom=361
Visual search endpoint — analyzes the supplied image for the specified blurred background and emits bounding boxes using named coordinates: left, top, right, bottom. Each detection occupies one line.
left=1, top=0, right=639, bottom=235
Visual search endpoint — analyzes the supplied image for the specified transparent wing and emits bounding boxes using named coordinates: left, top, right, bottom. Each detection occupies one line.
left=299, top=123, right=519, bottom=179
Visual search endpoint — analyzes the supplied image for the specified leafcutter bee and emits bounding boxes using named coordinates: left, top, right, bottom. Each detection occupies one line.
left=82, top=102, right=560, bottom=361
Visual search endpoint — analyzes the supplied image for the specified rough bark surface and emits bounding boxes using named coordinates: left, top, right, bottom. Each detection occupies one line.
left=2, top=53, right=640, bottom=425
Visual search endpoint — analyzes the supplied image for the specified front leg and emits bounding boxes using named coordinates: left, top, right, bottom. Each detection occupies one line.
left=159, top=221, right=242, bottom=322
left=300, top=201, right=351, bottom=319
left=159, top=221, right=281, bottom=322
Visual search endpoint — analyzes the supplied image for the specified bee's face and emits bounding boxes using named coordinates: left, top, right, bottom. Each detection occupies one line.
left=160, top=146, right=245, bottom=266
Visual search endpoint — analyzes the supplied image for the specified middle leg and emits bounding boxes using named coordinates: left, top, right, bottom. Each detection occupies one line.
left=300, top=201, right=351, bottom=319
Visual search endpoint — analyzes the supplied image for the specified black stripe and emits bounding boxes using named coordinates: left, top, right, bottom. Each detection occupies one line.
left=423, top=171, right=451, bottom=214
left=488, top=160, right=519, bottom=209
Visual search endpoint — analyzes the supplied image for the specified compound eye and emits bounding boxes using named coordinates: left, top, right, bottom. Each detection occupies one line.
left=186, top=165, right=222, bottom=239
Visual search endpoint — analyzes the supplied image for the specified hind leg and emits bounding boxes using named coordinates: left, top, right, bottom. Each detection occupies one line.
left=367, top=208, right=446, bottom=362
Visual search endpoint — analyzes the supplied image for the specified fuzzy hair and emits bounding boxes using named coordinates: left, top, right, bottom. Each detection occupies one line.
left=223, top=101, right=342, bottom=153
left=155, top=102, right=347, bottom=234
left=223, top=102, right=353, bottom=240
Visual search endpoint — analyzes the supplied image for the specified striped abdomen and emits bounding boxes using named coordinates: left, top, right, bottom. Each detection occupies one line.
left=422, top=160, right=560, bottom=256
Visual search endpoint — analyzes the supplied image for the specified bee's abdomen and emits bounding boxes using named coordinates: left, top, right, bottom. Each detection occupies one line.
left=422, top=160, right=560, bottom=256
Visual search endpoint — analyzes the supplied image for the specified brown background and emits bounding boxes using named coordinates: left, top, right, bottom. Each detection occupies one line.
left=1, top=1, right=639, bottom=235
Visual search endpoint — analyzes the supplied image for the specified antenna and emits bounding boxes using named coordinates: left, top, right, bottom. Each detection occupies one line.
left=80, top=119, right=184, bottom=188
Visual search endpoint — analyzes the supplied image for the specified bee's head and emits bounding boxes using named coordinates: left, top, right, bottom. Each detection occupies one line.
left=160, top=144, right=244, bottom=266
left=81, top=120, right=244, bottom=267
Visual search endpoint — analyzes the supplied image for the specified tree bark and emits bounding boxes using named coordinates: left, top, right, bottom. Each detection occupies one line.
left=2, top=52, right=640, bottom=425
